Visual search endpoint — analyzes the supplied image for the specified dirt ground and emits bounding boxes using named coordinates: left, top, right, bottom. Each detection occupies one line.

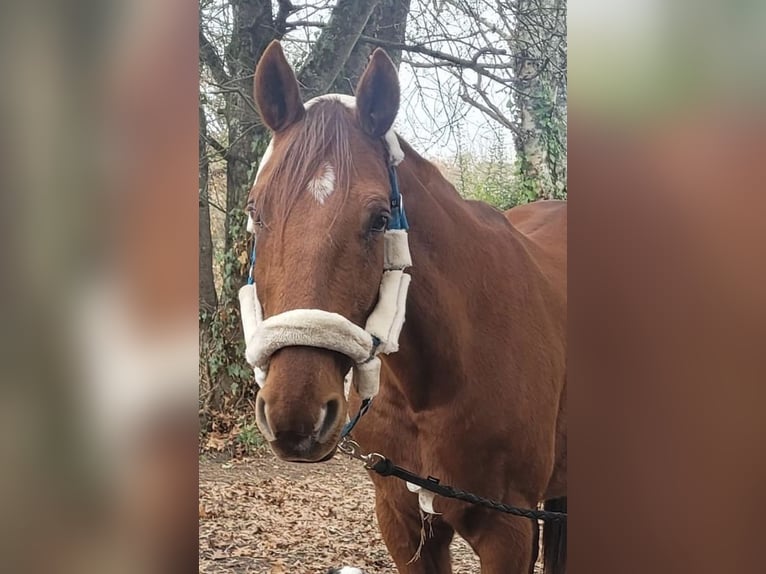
left=199, top=450, right=542, bottom=573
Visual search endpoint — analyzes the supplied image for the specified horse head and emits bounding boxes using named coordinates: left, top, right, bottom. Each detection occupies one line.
left=243, top=41, right=406, bottom=462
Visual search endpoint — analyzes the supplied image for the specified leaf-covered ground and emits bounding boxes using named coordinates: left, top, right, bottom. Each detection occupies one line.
left=199, top=451, right=495, bottom=573
left=199, top=451, right=547, bottom=573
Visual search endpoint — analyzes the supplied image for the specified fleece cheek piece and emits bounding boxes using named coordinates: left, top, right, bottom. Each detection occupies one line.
left=239, top=285, right=262, bottom=332
left=239, top=284, right=266, bottom=385
left=354, top=357, right=381, bottom=399
left=364, top=270, right=410, bottom=355
left=384, top=129, right=405, bottom=166
left=254, top=367, right=267, bottom=388
left=384, top=229, right=412, bottom=270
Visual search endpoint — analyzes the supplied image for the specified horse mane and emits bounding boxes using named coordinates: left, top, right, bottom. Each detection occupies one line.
left=254, top=100, right=361, bottom=230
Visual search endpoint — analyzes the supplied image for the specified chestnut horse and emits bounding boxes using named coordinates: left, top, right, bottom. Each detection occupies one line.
left=245, top=41, right=567, bottom=574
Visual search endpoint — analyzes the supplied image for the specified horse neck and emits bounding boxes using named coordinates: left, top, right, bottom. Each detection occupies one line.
left=382, top=145, right=531, bottom=410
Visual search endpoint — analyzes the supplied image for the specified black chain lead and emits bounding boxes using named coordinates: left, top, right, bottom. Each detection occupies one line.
left=338, top=437, right=566, bottom=523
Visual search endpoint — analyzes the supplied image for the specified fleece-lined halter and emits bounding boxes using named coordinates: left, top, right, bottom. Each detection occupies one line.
left=238, top=127, right=412, bottom=436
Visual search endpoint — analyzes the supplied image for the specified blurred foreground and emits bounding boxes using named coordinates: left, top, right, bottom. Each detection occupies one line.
left=569, top=1, right=766, bottom=573
left=0, top=1, right=197, bottom=572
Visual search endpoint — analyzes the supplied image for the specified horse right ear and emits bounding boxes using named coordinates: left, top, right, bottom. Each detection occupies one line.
left=254, top=41, right=304, bottom=132
left=355, top=49, right=400, bottom=138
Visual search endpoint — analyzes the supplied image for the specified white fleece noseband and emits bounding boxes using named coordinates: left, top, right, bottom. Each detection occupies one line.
left=239, top=125, right=410, bottom=401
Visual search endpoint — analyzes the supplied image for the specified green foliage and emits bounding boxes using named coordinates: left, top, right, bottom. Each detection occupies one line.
left=511, top=154, right=559, bottom=204
left=199, top=290, right=255, bottom=429
left=454, top=129, right=534, bottom=210
left=236, top=420, right=266, bottom=455
left=200, top=305, right=247, bottom=382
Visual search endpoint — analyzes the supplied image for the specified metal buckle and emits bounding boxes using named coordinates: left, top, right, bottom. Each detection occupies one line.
left=337, top=436, right=384, bottom=470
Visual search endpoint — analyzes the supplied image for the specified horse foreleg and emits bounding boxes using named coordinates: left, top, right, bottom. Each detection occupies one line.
left=451, top=504, right=537, bottom=574
left=374, top=479, right=454, bottom=573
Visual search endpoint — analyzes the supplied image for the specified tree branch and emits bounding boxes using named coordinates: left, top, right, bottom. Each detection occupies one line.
left=203, top=133, right=228, bottom=159
left=199, top=28, right=230, bottom=87
left=205, top=197, right=227, bottom=215
left=458, top=87, right=519, bottom=137
left=275, top=0, right=298, bottom=36
left=360, top=36, right=508, bottom=70
left=283, top=19, right=326, bottom=29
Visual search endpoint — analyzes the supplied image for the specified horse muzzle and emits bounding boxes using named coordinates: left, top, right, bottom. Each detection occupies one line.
left=255, top=391, right=342, bottom=462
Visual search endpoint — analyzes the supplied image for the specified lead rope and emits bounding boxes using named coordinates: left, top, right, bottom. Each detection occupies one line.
left=337, top=438, right=567, bottom=523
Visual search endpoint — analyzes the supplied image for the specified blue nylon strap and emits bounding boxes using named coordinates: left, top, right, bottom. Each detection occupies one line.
left=340, top=397, right=373, bottom=438
left=247, top=240, right=256, bottom=285
left=387, top=165, right=408, bottom=231
left=368, top=335, right=381, bottom=359
left=340, top=335, right=380, bottom=437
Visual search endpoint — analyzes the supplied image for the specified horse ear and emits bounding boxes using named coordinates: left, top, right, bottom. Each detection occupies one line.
left=254, top=41, right=304, bottom=132
left=355, top=49, right=400, bottom=138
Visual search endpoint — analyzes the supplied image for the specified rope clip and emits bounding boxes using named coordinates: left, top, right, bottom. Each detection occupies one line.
left=337, top=436, right=385, bottom=470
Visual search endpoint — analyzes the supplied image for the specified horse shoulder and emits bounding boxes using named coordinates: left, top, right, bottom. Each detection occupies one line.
left=505, top=200, right=567, bottom=294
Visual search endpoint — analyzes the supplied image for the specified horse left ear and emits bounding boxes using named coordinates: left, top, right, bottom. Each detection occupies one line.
left=355, top=49, right=400, bottom=138
left=254, top=40, right=305, bottom=132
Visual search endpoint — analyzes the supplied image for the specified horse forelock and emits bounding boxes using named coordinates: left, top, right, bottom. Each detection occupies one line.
left=254, top=99, right=380, bottom=231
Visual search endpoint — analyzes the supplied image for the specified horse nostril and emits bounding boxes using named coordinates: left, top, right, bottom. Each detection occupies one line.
left=255, top=394, right=275, bottom=441
left=317, top=398, right=340, bottom=443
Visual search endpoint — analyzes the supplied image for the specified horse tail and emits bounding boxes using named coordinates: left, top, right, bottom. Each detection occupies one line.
left=543, top=497, right=567, bottom=574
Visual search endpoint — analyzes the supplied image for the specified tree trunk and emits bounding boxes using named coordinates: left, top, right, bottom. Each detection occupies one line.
left=199, top=103, right=218, bottom=316
left=298, top=0, right=382, bottom=99
left=221, top=0, right=278, bottom=300
left=199, top=101, right=218, bottom=421
left=510, top=0, right=567, bottom=200
left=331, top=0, right=411, bottom=94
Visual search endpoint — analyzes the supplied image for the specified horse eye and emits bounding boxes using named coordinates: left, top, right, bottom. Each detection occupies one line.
left=245, top=203, right=264, bottom=228
left=370, top=213, right=389, bottom=233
